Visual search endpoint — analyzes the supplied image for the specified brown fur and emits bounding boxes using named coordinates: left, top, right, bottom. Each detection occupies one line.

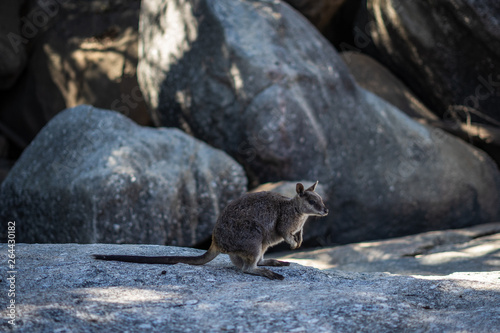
left=94, top=181, right=328, bottom=280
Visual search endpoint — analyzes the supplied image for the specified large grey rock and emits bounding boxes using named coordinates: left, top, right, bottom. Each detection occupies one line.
left=278, top=222, right=500, bottom=276
left=1, top=243, right=499, bottom=332
left=138, top=0, right=500, bottom=244
left=0, top=105, right=247, bottom=245
left=355, top=0, right=500, bottom=126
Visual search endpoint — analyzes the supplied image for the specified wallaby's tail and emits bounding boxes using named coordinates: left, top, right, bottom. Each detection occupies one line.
left=93, top=244, right=220, bottom=265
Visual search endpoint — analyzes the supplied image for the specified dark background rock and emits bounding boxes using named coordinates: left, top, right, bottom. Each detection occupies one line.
left=138, top=0, right=500, bottom=245
left=1, top=242, right=499, bottom=332
left=354, top=0, right=500, bottom=160
left=340, top=51, right=438, bottom=123
left=0, top=0, right=27, bottom=90
left=0, top=134, right=11, bottom=182
left=339, top=51, right=500, bottom=167
left=0, top=0, right=28, bottom=181
left=0, top=105, right=247, bottom=245
left=286, top=0, right=363, bottom=48
left=355, top=0, right=500, bottom=122
left=0, top=0, right=151, bottom=167
left=284, top=0, right=347, bottom=32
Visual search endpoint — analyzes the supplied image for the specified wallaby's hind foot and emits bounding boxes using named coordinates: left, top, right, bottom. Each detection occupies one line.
left=258, top=258, right=290, bottom=267
left=244, top=267, right=285, bottom=280
left=231, top=254, right=285, bottom=280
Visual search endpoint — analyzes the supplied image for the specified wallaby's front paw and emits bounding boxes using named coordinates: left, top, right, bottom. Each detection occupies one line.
left=293, top=231, right=303, bottom=249
left=292, top=238, right=302, bottom=249
left=293, top=241, right=302, bottom=249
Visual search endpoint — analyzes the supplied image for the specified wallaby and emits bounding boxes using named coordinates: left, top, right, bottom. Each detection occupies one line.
left=94, top=181, right=328, bottom=280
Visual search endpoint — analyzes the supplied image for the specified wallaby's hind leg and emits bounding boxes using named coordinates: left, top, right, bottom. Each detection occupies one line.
left=258, top=258, right=290, bottom=267
left=231, top=254, right=284, bottom=280
left=229, top=254, right=244, bottom=268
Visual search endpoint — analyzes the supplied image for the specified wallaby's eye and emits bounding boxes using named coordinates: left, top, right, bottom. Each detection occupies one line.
left=308, top=199, right=315, bottom=205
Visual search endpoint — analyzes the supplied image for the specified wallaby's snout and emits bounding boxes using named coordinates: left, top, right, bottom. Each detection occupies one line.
left=317, top=202, right=328, bottom=216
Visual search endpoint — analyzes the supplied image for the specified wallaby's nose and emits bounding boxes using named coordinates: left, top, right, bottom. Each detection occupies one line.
left=323, top=208, right=329, bottom=216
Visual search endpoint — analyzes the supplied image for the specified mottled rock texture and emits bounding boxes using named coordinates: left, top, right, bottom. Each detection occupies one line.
left=279, top=222, right=500, bottom=275
left=0, top=243, right=498, bottom=332
left=0, top=105, right=247, bottom=245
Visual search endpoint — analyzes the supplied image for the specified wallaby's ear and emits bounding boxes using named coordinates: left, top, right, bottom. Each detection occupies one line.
left=306, top=180, right=319, bottom=192
left=296, top=183, right=305, bottom=196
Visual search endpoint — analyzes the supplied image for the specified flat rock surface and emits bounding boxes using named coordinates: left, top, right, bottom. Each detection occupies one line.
left=278, top=223, right=500, bottom=275
left=1, top=243, right=499, bottom=332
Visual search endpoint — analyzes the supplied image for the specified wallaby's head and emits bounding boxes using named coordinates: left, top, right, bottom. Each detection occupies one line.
left=295, top=181, right=328, bottom=217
